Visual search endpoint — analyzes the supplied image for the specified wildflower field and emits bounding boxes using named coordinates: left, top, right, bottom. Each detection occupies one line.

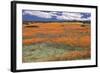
left=22, top=22, right=91, bottom=62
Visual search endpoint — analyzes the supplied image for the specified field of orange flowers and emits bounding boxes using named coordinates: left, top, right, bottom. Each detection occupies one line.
left=22, top=22, right=91, bottom=62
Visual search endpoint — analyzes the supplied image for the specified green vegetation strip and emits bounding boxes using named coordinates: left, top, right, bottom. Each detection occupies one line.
left=22, top=43, right=88, bottom=62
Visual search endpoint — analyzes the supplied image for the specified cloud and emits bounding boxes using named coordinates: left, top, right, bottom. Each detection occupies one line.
left=56, top=12, right=84, bottom=21
left=23, top=11, right=52, bottom=19
left=23, top=10, right=91, bottom=21
left=62, top=12, right=81, bottom=18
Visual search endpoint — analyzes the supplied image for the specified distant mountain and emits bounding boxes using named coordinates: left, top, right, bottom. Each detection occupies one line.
left=22, top=10, right=91, bottom=22
left=23, top=14, right=60, bottom=22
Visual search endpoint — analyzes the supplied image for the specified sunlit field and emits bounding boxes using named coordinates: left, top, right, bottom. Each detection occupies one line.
left=22, top=22, right=91, bottom=63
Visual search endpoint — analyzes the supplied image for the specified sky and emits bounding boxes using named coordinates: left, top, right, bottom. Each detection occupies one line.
left=22, top=10, right=91, bottom=22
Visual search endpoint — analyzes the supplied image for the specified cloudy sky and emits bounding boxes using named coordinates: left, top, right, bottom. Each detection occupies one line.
left=22, top=10, right=91, bottom=22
